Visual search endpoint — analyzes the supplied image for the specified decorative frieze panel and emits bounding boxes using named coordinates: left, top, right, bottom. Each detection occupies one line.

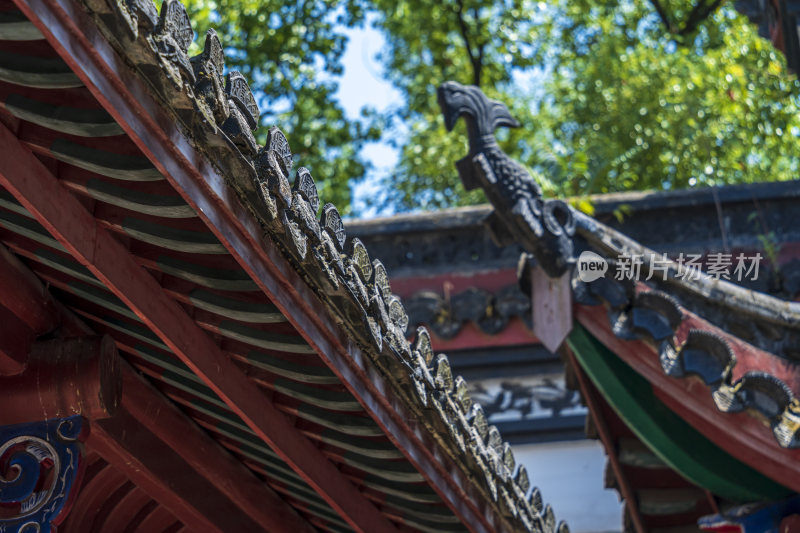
left=469, top=375, right=585, bottom=425
left=404, top=284, right=531, bottom=338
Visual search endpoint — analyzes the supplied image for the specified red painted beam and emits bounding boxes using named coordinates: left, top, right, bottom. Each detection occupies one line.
left=0, top=242, right=95, bottom=339
left=97, top=486, right=152, bottom=533
left=0, top=335, right=121, bottom=424
left=0, top=303, right=33, bottom=374
left=575, top=303, right=800, bottom=494
left=10, top=0, right=513, bottom=531
left=0, top=243, right=58, bottom=335
left=0, top=235, right=318, bottom=532
left=89, top=404, right=278, bottom=533
left=119, top=363, right=317, bottom=533
left=0, top=242, right=60, bottom=373
left=87, top=421, right=222, bottom=533
left=61, top=462, right=129, bottom=533
left=0, top=118, right=395, bottom=533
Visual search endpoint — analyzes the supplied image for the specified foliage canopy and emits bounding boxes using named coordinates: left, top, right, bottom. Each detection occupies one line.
left=183, top=0, right=800, bottom=212
left=373, top=0, right=800, bottom=209
left=536, top=1, right=800, bottom=198
left=184, top=0, right=380, bottom=210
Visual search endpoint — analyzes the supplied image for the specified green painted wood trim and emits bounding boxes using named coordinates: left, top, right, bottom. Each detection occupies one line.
left=568, top=324, right=791, bottom=502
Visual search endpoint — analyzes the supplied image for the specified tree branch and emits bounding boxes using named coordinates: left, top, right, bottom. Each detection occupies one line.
left=471, top=5, right=485, bottom=87
left=679, top=0, right=725, bottom=36
left=649, top=0, right=677, bottom=33
left=455, top=0, right=482, bottom=86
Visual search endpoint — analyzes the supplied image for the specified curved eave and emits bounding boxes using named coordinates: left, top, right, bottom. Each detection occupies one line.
left=574, top=210, right=800, bottom=359
left=573, top=299, right=800, bottom=494
left=567, top=323, right=791, bottom=502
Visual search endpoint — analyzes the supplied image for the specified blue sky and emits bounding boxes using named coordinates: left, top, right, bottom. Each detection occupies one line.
left=336, top=23, right=402, bottom=218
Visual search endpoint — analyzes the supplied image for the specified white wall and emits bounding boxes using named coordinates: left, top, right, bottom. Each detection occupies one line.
left=513, top=440, right=623, bottom=533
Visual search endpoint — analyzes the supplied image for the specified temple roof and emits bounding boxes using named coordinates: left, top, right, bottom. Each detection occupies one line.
left=0, top=1, right=563, bottom=532
left=437, top=80, right=800, bottom=531
left=349, top=179, right=800, bottom=342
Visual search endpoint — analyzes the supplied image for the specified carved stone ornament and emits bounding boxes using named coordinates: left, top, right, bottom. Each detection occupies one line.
left=290, top=192, right=321, bottom=244
left=150, top=0, right=195, bottom=86
left=372, top=260, right=392, bottom=302
left=320, top=203, right=345, bottom=251
left=107, top=0, right=159, bottom=39
left=221, top=101, right=258, bottom=155
left=156, top=0, right=193, bottom=50
left=438, top=81, right=575, bottom=277
left=225, top=71, right=259, bottom=130
left=347, top=238, right=372, bottom=285
left=412, top=326, right=433, bottom=366
left=190, top=29, right=228, bottom=124
left=387, top=296, right=409, bottom=334
left=0, top=416, right=84, bottom=533
left=255, top=147, right=292, bottom=209
left=293, top=167, right=320, bottom=214
left=311, top=233, right=340, bottom=290
left=266, top=127, right=293, bottom=176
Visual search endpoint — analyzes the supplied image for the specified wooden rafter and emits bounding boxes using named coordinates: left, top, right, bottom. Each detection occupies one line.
left=0, top=116, right=396, bottom=532
left=108, top=363, right=319, bottom=533
left=0, top=244, right=317, bottom=533
left=8, top=0, right=515, bottom=530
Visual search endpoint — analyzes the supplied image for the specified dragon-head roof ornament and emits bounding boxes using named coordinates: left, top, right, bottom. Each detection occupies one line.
left=438, top=81, right=575, bottom=277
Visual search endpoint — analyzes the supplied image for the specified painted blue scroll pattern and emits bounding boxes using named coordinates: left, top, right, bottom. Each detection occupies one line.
left=0, top=416, right=83, bottom=533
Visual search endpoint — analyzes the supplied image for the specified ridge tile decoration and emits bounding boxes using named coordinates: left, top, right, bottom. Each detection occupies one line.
left=0, top=416, right=84, bottom=533
left=7, top=0, right=571, bottom=529
left=438, top=80, right=800, bottom=453
left=438, top=81, right=575, bottom=278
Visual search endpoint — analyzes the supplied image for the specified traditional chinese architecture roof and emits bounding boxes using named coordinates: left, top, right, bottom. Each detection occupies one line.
left=0, top=1, right=568, bottom=532
left=348, top=178, right=800, bottom=344
left=348, top=178, right=800, bottom=458
left=437, top=81, right=800, bottom=531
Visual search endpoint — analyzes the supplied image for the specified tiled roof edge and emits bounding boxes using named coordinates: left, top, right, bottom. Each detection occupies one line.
left=77, top=1, right=561, bottom=531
